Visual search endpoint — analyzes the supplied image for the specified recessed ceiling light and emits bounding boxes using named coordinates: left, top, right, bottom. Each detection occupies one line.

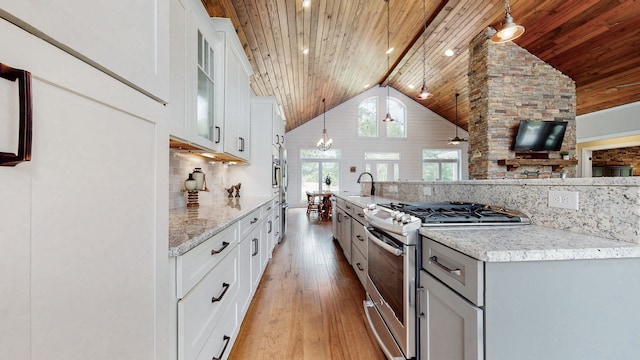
left=444, top=49, right=455, bottom=57
left=408, top=84, right=415, bottom=89
left=364, top=84, right=370, bottom=88
left=302, top=48, right=309, bottom=55
left=302, top=0, right=311, bottom=8
left=386, top=47, right=394, bottom=55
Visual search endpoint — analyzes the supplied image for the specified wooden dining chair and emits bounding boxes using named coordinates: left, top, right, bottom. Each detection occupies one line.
left=306, top=191, right=322, bottom=217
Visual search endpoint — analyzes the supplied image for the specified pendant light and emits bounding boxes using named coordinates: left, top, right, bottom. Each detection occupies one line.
left=448, top=93, right=467, bottom=145
left=416, top=0, right=433, bottom=100
left=317, top=98, right=333, bottom=151
left=491, top=0, right=525, bottom=43
left=382, top=0, right=394, bottom=123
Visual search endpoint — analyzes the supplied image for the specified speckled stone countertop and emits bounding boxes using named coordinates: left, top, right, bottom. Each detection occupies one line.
left=420, top=225, right=640, bottom=262
left=169, top=196, right=273, bottom=257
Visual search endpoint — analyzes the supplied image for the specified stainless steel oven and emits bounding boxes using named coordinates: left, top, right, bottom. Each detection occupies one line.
left=364, top=225, right=417, bottom=360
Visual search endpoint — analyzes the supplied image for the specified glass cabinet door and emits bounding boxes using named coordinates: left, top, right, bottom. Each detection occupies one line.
left=196, top=30, right=216, bottom=142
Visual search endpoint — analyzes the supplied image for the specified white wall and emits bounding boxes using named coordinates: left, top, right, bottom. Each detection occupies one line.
left=286, top=86, right=469, bottom=207
left=577, top=101, right=640, bottom=142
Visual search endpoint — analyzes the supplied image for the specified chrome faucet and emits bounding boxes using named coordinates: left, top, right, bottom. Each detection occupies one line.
left=356, top=172, right=375, bottom=196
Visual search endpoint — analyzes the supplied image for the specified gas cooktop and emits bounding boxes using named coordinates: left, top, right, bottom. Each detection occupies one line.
left=376, top=201, right=531, bottom=226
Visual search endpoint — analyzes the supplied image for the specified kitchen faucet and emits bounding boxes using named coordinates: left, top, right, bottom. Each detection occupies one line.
left=356, top=172, right=375, bottom=196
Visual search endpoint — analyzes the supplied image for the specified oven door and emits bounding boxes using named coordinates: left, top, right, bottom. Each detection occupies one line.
left=364, top=226, right=415, bottom=359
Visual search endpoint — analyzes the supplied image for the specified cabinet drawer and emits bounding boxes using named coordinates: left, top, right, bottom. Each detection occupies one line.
left=194, top=302, right=237, bottom=360
left=351, top=246, right=367, bottom=287
left=352, top=206, right=366, bottom=223
left=177, top=224, right=238, bottom=298
left=351, top=219, right=367, bottom=255
left=422, top=238, right=484, bottom=307
left=239, top=207, right=262, bottom=239
left=178, top=244, right=239, bottom=360
left=336, top=198, right=354, bottom=215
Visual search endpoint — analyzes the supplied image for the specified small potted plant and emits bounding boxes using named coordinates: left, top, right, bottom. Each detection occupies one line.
left=560, top=150, right=570, bottom=160
left=324, top=175, right=332, bottom=191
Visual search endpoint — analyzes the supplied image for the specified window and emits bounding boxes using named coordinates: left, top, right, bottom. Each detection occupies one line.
left=385, top=98, right=406, bottom=138
left=358, top=97, right=378, bottom=137
left=422, top=149, right=460, bottom=181
left=364, top=152, right=400, bottom=181
left=300, top=149, right=341, bottom=201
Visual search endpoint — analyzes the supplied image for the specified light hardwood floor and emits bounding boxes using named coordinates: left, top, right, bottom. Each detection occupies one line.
left=228, top=208, right=386, bottom=360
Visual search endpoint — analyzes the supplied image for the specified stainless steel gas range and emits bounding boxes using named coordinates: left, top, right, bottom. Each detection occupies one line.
left=363, top=201, right=529, bottom=360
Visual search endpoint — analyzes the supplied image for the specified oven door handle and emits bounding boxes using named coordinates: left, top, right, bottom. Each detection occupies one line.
left=365, top=227, right=404, bottom=256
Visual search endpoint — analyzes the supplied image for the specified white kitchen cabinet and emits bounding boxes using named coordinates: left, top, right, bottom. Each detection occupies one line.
left=213, top=18, right=253, bottom=161
left=335, top=204, right=352, bottom=264
left=168, top=0, right=224, bottom=152
left=178, top=244, right=239, bottom=360
left=350, top=205, right=368, bottom=287
left=0, top=0, right=169, bottom=102
left=0, top=16, right=165, bottom=359
left=0, top=167, right=30, bottom=359
left=230, top=96, right=284, bottom=196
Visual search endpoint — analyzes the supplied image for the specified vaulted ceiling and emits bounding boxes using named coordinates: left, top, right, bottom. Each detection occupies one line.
left=202, top=0, right=640, bottom=133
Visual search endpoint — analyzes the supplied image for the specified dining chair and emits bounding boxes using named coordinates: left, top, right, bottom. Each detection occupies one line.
left=305, top=191, right=322, bottom=217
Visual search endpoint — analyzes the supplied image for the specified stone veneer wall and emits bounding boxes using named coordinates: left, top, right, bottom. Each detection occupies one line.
left=468, top=28, right=577, bottom=179
left=372, top=179, right=640, bottom=244
left=592, top=146, right=640, bottom=176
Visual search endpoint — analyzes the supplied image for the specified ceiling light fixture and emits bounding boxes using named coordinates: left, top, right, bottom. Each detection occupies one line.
left=416, top=0, right=433, bottom=100
left=491, top=0, right=525, bottom=43
left=448, top=93, right=467, bottom=145
left=382, top=0, right=394, bottom=123
left=317, top=98, right=333, bottom=151
left=444, top=49, right=455, bottom=57
left=302, top=0, right=311, bottom=8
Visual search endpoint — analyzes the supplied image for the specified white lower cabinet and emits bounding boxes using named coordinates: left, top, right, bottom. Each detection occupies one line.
left=351, top=212, right=368, bottom=287
left=173, top=199, right=278, bottom=360
left=179, top=244, right=239, bottom=360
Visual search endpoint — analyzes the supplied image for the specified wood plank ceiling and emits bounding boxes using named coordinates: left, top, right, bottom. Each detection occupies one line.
left=203, top=0, right=640, bottom=133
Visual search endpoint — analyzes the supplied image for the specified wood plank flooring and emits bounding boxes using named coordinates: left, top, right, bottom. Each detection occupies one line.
left=228, top=208, right=386, bottom=360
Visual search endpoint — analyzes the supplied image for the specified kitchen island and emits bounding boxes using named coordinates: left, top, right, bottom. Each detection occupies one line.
left=420, top=225, right=640, bottom=360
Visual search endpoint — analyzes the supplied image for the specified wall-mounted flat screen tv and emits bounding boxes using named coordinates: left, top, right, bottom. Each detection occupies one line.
left=512, top=120, right=568, bottom=151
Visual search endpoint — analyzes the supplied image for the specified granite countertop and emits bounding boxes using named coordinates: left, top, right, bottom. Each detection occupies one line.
left=420, top=225, right=640, bottom=262
left=169, top=196, right=274, bottom=257
left=333, top=194, right=396, bottom=208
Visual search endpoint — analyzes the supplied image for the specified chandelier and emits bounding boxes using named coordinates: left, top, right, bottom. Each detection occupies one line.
left=317, top=98, right=333, bottom=151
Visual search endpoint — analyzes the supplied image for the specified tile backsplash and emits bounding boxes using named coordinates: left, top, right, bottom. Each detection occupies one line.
left=169, top=149, right=232, bottom=209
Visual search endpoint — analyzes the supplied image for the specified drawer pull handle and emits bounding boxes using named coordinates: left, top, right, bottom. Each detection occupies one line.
left=252, top=238, right=259, bottom=256
left=212, top=335, right=231, bottom=360
left=430, top=256, right=462, bottom=276
left=358, top=213, right=364, bottom=218
left=211, top=241, right=230, bottom=255
left=356, top=262, right=364, bottom=271
left=250, top=217, right=259, bottom=224
left=211, top=283, right=230, bottom=303
left=356, top=235, right=364, bottom=242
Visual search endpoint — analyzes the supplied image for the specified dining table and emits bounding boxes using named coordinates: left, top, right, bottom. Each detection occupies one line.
left=313, top=192, right=333, bottom=220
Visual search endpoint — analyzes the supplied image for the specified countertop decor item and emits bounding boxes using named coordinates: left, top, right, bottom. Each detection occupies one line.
left=234, top=183, right=241, bottom=197
left=226, top=186, right=235, bottom=198
left=192, top=167, right=205, bottom=190
left=186, top=190, right=199, bottom=208
left=184, top=173, right=197, bottom=191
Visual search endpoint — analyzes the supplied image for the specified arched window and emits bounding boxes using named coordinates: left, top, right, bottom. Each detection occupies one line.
left=386, top=97, right=406, bottom=138
left=357, top=97, right=378, bottom=137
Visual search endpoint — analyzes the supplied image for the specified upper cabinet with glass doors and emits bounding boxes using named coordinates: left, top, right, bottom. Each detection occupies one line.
left=168, top=0, right=224, bottom=152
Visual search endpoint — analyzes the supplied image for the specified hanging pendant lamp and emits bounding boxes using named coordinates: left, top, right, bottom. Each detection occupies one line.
left=317, top=98, right=333, bottom=151
left=382, top=0, right=394, bottom=123
left=416, top=0, right=433, bottom=100
left=448, top=93, right=467, bottom=145
left=491, top=0, right=525, bottom=43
